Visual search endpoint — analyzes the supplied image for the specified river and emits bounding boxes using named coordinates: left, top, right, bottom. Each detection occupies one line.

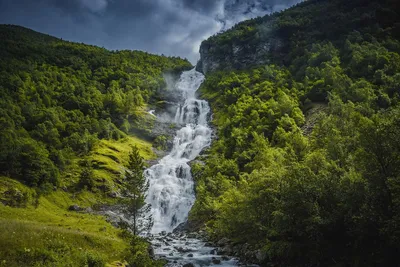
left=144, top=69, right=239, bottom=266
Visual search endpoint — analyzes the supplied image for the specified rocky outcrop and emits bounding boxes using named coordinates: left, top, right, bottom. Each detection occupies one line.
left=206, top=237, right=268, bottom=265
left=68, top=204, right=85, bottom=212
left=196, top=19, right=284, bottom=75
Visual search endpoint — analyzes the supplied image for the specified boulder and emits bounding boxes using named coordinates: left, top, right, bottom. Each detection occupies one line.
left=212, top=257, right=221, bottom=264
left=148, top=245, right=155, bottom=258
left=187, top=233, right=197, bottom=238
left=108, top=191, right=119, bottom=198
left=217, top=238, right=230, bottom=246
left=85, top=207, right=93, bottom=213
left=175, top=247, right=192, bottom=253
left=255, top=249, right=267, bottom=262
left=218, top=245, right=233, bottom=255
left=68, top=205, right=83, bottom=211
left=222, top=256, right=230, bottom=261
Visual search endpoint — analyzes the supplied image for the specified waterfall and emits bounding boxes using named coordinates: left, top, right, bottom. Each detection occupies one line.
left=145, top=69, right=212, bottom=234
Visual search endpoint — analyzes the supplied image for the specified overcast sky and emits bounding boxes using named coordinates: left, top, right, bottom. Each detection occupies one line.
left=0, top=0, right=301, bottom=63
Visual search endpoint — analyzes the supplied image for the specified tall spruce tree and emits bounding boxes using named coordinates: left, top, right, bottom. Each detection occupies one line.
left=123, top=145, right=153, bottom=235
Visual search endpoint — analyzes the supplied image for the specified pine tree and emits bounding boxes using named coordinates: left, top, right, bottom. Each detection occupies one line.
left=123, top=145, right=153, bottom=235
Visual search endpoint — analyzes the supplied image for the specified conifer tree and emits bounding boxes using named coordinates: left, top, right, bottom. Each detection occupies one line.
left=123, top=145, right=153, bottom=235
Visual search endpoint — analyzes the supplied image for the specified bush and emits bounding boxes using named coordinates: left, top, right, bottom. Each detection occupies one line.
left=2, top=188, right=30, bottom=208
left=78, top=160, right=95, bottom=191
left=85, top=252, right=105, bottom=267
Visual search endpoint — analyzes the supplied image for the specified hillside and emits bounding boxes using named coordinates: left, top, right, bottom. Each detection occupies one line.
left=197, top=0, right=400, bottom=74
left=0, top=24, right=191, bottom=266
left=191, top=0, right=400, bottom=266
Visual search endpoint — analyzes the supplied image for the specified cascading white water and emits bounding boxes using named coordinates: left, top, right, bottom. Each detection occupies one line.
left=145, top=69, right=212, bottom=234
left=144, top=69, right=245, bottom=266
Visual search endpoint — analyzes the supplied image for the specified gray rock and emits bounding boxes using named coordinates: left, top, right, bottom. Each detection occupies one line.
left=218, top=245, right=235, bottom=255
left=68, top=205, right=83, bottom=211
left=187, top=253, right=194, bottom=257
left=175, top=247, right=192, bottom=253
left=108, top=191, right=119, bottom=198
left=85, top=207, right=93, bottom=213
left=241, top=243, right=250, bottom=252
left=187, top=233, right=197, bottom=238
left=183, top=264, right=195, bottom=267
left=217, top=238, right=230, bottom=246
left=255, top=249, right=267, bottom=262
left=212, top=257, right=221, bottom=264
left=232, top=244, right=242, bottom=256
left=148, top=246, right=155, bottom=258
left=196, top=18, right=283, bottom=75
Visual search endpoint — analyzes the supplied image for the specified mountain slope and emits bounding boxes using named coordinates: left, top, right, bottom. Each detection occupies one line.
left=191, top=0, right=400, bottom=266
left=197, top=0, right=400, bottom=74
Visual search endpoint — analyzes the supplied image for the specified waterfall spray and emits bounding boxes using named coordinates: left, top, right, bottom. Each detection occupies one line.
left=145, top=69, right=211, bottom=234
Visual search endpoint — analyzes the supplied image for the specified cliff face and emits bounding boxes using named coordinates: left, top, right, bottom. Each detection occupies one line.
left=196, top=18, right=284, bottom=74
left=197, top=0, right=400, bottom=75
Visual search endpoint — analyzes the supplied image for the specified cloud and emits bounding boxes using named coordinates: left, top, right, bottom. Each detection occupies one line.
left=80, top=0, right=108, bottom=13
left=0, top=0, right=302, bottom=63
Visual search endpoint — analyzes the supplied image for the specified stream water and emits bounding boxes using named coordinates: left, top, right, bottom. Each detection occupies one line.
left=144, top=69, right=239, bottom=266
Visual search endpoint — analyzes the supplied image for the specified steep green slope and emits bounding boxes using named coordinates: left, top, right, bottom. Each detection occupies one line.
left=192, top=0, right=400, bottom=266
left=197, top=0, right=400, bottom=74
left=0, top=24, right=191, bottom=189
left=0, top=25, right=191, bottom=266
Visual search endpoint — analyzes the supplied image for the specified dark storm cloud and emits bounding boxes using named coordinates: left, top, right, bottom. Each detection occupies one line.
left=0, top=0, right=302, bottom=63
left=181, top=0, right=223, bottom=14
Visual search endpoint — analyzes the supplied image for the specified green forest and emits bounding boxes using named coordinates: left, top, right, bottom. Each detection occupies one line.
left=0, top=25, right=191, bottom=189
left=191, top=0, right=400, bottom=266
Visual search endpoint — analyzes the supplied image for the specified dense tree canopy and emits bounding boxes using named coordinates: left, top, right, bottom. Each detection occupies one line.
left=0, top=25, right=191, bottom=188
left=192, top=0, right=400, bottom=266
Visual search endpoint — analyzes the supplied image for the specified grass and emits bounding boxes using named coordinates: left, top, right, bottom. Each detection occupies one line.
left=0, top=183, right=129, bottom=266
left=0, top=218, right=128, bottom=267
left=58, top=135, right=156, bottom=199
left=89, top=136, right=155, bottom=185
left=0, top=135, right=159, bottom=267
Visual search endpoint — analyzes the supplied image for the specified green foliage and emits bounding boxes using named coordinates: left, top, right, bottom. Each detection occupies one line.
left=79, top=160, right=95, bottom=191
left=0, top=177, right=164, bottom=267
left=193, top=1, right=400, bottom=266
left=154, top=135, right=168, bottom=150
left=126, top=236, right=165, bottom=267
left=2, top=188, right=31, bottom=208
left=0, top=25, right=191, bottom=188
left=122, top=146, right=153, bottom=235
